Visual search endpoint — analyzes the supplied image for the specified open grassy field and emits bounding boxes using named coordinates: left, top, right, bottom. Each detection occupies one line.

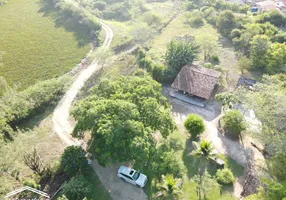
left=148, top=12, right=240, bottom=90
left=0, top=0, right=91, bottom=90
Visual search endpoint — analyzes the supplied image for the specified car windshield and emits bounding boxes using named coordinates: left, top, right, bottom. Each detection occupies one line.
left=132, top=172, right=140, bottom=180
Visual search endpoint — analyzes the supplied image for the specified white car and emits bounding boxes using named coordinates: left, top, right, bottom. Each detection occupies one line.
left=117, top=165, right=147, bottom=187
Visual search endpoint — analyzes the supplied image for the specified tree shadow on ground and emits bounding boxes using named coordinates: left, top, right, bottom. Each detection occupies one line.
left=182, top=138, right=218, bottom=179
left=37, top=0, right=91, bottom=48
left=17, top=103, right=57, bottom=131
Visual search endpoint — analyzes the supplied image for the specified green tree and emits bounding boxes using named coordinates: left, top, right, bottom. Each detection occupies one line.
left=265, top=42, right=286, bottom=74
left=197, top=34, right=220, bottom=62
left=62, top=175, right=93, bottom=200
left=165, top=40, right=199, bottom=83
left=72, top=76, right=176, bottom=166
left=60, top=146, right=89, bottom=176
left=222, top=110, right=246, bottom=140
left=217, top=10, right=236, bottom=37
left=250, top=35, right=270, bottom=69
left=186, top=10, right=204, bottom=27
left=184, top=114, right=205, bottom=138
left=194, top=171, right=221, bottom=200
left=155, top=174, right=182, bottom=200
left=257, top=10, right=285, bottom=27
left=149, top=138, right=186, bottom=178
left=216, top=92, right=238, bottom=112
left=235, top=74, right=286, bottom=156
left=192, top=140, right=215, bottom=160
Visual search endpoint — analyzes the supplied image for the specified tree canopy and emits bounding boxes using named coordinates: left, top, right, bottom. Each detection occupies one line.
left=72, top=76, right=176, bottom=166
left=184, top=114, right=205, bottom=138
left=60, top=146, right=89, bottom=176
left=164, top=40, right=199, bottom=83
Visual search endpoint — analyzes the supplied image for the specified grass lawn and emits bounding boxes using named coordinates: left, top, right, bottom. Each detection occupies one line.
left=0, top=0, right=91, bottom=90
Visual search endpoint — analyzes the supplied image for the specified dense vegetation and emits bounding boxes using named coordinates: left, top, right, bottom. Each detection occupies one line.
left=72, top=76, right=176, bottom=166
left=0, top=76, right=71, bottom=141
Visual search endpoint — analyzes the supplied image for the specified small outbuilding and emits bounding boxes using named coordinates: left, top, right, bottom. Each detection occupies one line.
left=171, top=65, right=221, bottom=100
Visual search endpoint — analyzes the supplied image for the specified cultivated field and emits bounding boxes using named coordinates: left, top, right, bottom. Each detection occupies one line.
left=0, top=0, right=91, bottom=90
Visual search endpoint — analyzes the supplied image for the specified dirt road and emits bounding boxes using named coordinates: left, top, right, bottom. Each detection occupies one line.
left=52, top=20, right=148, bottom=199
left=52, top=22, right=113, bottom=146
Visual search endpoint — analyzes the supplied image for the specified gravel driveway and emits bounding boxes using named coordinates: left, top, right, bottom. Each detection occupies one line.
left=91, top=161, right=147, bottom=200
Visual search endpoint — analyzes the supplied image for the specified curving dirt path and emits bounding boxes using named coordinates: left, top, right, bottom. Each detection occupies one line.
left=52, top=21, right=148, bottom=199
left=52, top=21, right=113, bottom=146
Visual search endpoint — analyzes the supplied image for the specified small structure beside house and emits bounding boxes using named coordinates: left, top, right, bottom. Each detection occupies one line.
left=171, top=65, right=221, bottom=100
left=255, top=0, right=286, bottom=12
left=236, top=76, right=257, bottom=88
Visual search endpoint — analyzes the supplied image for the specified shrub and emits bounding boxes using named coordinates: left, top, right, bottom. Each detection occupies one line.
left=93, top=1, right=107, bottom=11
left=143, top=12, right=161, bottom=26
left=230, top=29, right=242, bottom=39
left=217, top=10, right=236, bottom=37
left=216, top=168, right=235, bottom=184
left=184, top=114, right=205, bottom=138
left=222, top=110, right=246, bottom=140
left=23, top=178, right=39, bottom=189
left=257, top=10, right=285, bottom=27
left=60, top=146, right=89, bottom=176
left=186, top=10, right=204, bottom=27
left=62, top=175, right=93, bottom=200
left=151, top=64, right=165, bottom=83
left=211, top=55, right=219, bottom=62
left=0, top=77, right=70, bottom=139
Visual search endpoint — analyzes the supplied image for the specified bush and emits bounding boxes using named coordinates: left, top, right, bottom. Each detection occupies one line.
left=257, top=10, right=285, bottom=27
left=0, top=77, right=70, bottom=139
left=216, top=168, right=235, bottom=184
left=93, top=1, right=107, bottom=11
left=184, top=114, right=205, bottom=138
left=211, top=55, right=219, bottom=62
left=102, top=2, right=131, bottom=21
left=217, top=10, right=236, bottom=37
left=186, top=10, right=204, bottom=27
left=62, top=175, right=93, bottom=200
left=230, top=29, right=242, bottom=39
left=60, top=146, right=89, bottom=177
left=222, top=110, right=246, bottom=139
left=23, top=178, right=39, bottom=189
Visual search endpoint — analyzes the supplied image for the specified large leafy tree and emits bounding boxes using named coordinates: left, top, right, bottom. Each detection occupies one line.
left=60, top=146, right=89, bottom=176
left=265, top=43, right=286, bottom=74
left=165, top=40, right=199, bottom=83
left=216, top=10, right=236, bottom=37
left=72, top=76, right=176, bottom=166
left=62, top=175, right=93, bottom=200
left=250, top=35, right=270, bottom=69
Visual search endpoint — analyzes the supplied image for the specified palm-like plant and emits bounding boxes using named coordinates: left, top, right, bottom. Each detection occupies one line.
left=155, top=174, right=182, bottom=200
left=191, top=140, right=216, bottom=160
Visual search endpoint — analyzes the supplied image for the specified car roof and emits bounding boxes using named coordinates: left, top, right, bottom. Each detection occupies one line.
left=118, top=165, right=133, bottom=175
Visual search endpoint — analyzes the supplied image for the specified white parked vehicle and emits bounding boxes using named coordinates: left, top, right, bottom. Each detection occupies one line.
left=117, top=166, right=147, bottom=187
